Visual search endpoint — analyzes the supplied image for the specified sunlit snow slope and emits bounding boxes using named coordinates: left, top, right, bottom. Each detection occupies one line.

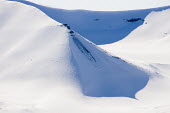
left=100, top=8, right=170, bottom=110
left=1, top=0, right=170, bottom=113
left=0, top=1, right=153, bottom=113
left=101, top=9, right=170, bottom=64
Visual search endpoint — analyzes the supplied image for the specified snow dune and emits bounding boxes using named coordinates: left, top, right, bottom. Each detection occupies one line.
left=100, top=8, right=170, bottom=111
left=101, top=8, right=170, bottom=64
left=8, top=0, right=170, bottom=45
left=0, top=0, right=149, bottom=101
left=70, top=32, right=149, bottom=98
left=0, top=0, right=170, bottom=113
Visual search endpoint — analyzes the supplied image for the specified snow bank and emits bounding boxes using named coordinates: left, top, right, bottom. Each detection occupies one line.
left=8, top=0, right=170, bottom=45
left=100, top=8, right=170, bottom=111
left=101, top=9, right=170, bottom=64
left=0, top=0, right=169, bottom=113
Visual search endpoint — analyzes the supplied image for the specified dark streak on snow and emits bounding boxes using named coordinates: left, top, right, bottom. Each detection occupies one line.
left=72, top=37, right=96, bottom=62
left=94, top=19, right=100, bottom=21
left=124, top=18, right=144, bottom=22
left=112, top=56, right=121, bottom=60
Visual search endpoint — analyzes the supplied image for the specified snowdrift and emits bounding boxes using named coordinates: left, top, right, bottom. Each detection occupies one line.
left=69, top=32, right=149, bottom=98
left=0, top=0, right=150, bottom=106
left=8, top=0, right=170, bottom=45
left=1, top=0, right=170, bottom=113
left=101, top=9, right=170, bottom=64
left=100, top=8, right=170, bottom=110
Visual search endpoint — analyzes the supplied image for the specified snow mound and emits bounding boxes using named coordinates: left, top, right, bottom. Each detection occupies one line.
left=8, top=0, right=170, bottom=45
left=101, top=9, right=170, bottom=64
left=100, top=8, right=170, bottom=109
left=0, top=0, right=150, bottom=106
left=1, top=0, right=170, bottom=113
left=69, top=32, right=149, bottom=98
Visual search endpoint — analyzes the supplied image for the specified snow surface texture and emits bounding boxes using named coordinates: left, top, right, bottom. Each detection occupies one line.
left=0, top=0, right=149, bottom=99
left=8, top=0, right=170, bottom=45
left=100, top=8, right=170, bottom=112
left=0, top=0, right=170, bottom=113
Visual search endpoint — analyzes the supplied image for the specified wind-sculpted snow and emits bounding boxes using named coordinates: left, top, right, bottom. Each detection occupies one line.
left=69, top=32, right=149, bottom=98
left=101, top=9, right=170, bottom=64
left=8, top=0, right=170, bottom=45
left=72, top=36, right=96, bottom=62
left=0, top=0, right=149, bottom=99
left=1, top=0, right=170, bottom=113
left=100, top=8, right=170, bottom=112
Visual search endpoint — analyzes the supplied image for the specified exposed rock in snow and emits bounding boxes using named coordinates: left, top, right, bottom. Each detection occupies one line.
left=8, top=0, right=170, bottom=45
left=0, top=0, right=170, bottom=113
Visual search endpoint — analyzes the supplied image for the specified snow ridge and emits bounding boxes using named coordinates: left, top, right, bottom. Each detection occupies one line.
left=8, top=0, right=170, bottom=44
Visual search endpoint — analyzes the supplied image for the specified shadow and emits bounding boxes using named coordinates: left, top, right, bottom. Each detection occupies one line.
left=8, top=0, right=170, bottom=45
left=69, top=34, right=150, bottom=98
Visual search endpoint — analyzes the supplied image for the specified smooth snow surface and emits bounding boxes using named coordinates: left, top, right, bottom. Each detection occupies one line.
left=100, top=8, right=170, bottom=112
left=0, top=0, right=150, bottom=99
left=101, top=9, right=170, bottom=64
left=8, top=0, right=170, bottom=45
left=70, top=33, right=149, bottom=98
left=0, top=0, right=170, bottom=113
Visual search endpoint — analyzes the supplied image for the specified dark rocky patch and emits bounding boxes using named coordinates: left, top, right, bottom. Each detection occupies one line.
left=72, top=37, right=96, bottom=62
left=63, top=24, right=71, bottom=29
left=124, top=18, right=144, bottom=22
left=69, top=30, right=74, bottom=34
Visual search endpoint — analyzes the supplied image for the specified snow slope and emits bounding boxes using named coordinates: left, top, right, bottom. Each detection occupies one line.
left=0, top=1, right=154, bottom=113
left=1, top=0, right=170, bottom=113
left=101, top=9, right=170, bottom=64
left=70, top=33, right=149, bottom=98
left=8, top=0, right=170, bottom=45
left=100, top=8, right=170, bottom=111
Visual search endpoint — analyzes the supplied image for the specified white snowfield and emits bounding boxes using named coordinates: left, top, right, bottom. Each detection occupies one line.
left=101, top=9, right=170, bottom=64
left=100, top=7, right=170, bottom=111
left=0, top=0, right=170, bottom=113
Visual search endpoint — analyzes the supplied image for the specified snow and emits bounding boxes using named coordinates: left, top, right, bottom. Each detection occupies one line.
left=69, top=32, right=149, bottom=98
left=0, top=0, right=170, bottom=113
left=8, top=0, right=170, bottom=45
left=100, top=8, right=170, bottom=112
left=100, top=9, right=170, bottom=64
